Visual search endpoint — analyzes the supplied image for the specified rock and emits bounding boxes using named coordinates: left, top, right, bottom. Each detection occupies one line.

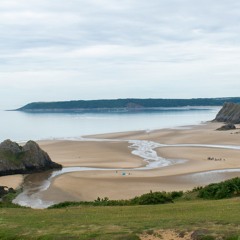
left=0, top=140, right=22, bottom=154
left=0, top=139, right=62, bottom=176
left=214, top=102, right=240, bottom=124
left=217, top=123, right=236, bottom=131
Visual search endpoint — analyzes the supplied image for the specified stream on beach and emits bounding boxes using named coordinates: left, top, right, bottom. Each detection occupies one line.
left=13, top=140, right=240, bottom=209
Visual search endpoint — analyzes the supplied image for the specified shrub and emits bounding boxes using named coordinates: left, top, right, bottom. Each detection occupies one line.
left=198, top=177, right=240, bottom=199
left=49, top=191, right=178, bottom=209
left=131, top=191, right=173, bottom=205
left=170, top=191, right=184, bottom=199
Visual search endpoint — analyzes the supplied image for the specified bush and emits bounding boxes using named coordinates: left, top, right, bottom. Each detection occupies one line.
left=131, top=191, right=173, bottom=205
left=171, top=191, right=184, bottom=198
left=198, top=177, right=240, bottom=199
left=49, top=190, right=184, bottom=209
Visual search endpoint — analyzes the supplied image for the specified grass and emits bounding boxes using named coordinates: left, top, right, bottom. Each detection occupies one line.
left=0, top=198, right=239, bottom=239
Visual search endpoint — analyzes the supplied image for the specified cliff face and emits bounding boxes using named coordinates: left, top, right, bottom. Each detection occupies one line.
left=214, top=102, right=240, bottom=124
left=0, top=140, right=62, bottom=176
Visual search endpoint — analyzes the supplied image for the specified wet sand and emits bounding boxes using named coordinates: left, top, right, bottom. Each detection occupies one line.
left=0, top=175, right=23, bottom=189
left=35, top=122, right=240, bottom=203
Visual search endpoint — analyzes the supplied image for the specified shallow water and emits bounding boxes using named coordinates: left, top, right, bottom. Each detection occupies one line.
left=0, top=107, right=220, bottom=142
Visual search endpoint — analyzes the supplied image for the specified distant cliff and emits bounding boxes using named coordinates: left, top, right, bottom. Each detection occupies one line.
left=214, top=102, right=240, bottom=124
left=0, top=140, right=62, bottom=176
left=15, top=97, right=240, bottom=112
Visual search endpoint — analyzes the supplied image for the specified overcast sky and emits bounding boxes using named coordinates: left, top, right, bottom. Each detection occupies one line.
left=1, top=0, right=240, bottom=109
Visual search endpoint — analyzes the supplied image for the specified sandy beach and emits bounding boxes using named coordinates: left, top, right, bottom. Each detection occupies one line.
left=2, top=121, right=240, bottom=205
left=26, top=121, right=240, bottom=204
left=0, top=175, right=23, bottom=189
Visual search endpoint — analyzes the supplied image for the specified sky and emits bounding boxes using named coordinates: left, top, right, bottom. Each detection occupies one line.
left=1, top=0, right=240, bottom=109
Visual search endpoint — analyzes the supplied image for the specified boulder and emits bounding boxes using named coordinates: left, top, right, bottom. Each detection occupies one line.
left=217, top=123, right=236, bottom=131
left=0, top=139, right=62, bottom=176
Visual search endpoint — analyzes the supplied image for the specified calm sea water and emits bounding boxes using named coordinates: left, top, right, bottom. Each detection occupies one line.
left=0, top=107, right=220, bottom=142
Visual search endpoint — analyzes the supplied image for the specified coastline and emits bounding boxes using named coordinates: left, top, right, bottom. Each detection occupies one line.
left=3, top=121, right=240, bottom=207
left=38, top=122, right=240, bottom=205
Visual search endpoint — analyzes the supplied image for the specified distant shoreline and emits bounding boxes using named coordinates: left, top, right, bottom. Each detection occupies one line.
left=14, top=97, right=240, bottom=111
left=13, top=106, right=220, bottom=113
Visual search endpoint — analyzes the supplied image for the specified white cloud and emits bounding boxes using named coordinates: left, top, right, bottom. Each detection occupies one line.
left=0, top=0, right=240, bottom=108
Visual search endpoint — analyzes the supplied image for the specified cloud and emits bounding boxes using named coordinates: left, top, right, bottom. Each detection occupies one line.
left=0, top=0, right=240, bottom=108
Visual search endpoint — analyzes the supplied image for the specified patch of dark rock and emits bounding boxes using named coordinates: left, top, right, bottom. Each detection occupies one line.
left=216, top=123, right=236, bottom=131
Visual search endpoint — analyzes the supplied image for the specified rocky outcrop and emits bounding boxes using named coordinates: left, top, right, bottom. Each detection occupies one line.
left=214, top=102, right=240, bottom=124
left=0, top=140, right=62, bottom=176
left=216, top=123, right=236, bottom=131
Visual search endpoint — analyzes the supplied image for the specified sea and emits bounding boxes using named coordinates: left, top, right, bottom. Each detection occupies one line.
left=0, top=106, right=220, bottom=142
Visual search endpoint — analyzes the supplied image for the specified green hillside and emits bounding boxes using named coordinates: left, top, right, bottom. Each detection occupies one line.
left=17, top=97, right=240, bottom=111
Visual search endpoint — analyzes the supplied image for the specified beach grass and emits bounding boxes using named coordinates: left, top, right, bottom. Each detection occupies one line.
left=0, top=198, right=239, bottom=239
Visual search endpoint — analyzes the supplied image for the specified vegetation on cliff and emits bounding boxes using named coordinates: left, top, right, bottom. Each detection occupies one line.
left=0, top=139, right=62, bottom=176
left=17, top=97, right=240, bottom=112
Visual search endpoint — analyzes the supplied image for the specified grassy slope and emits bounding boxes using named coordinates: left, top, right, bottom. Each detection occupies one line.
left=0, top=199, right=239, bottom=240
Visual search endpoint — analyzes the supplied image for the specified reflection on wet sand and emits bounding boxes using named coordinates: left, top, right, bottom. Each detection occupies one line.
left=13, top=170, right=55, bottom=208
